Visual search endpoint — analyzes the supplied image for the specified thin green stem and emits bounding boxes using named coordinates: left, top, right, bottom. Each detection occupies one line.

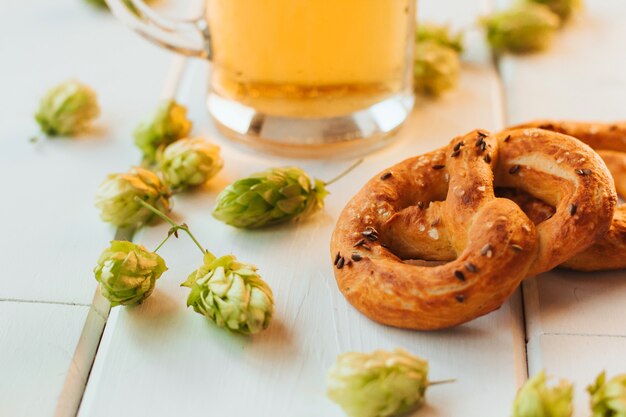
left=136, top=197, right=178, bottom=228
left=152, top=233, right=173, bottom=253
left=134, top=197, right=208, bottom=256
left=180, top=227, right=206, bottom=257
left=428, top=378, right=456, bottom=387
left=323, top=158, right=364, bottom=187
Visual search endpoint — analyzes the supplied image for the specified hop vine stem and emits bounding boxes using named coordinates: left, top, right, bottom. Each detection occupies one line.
left=323, top=158, right=364, bottom=187
left=428, top=378, right=456, bottom=387
left=152, top=233, right=172, bottom=254
left=134, top=197, right=208, bottom=256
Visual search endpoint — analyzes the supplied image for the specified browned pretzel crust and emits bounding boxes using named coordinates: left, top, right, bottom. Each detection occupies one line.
left=330, top=129, right=616, bottom=330
left=510, top=121, right=626, bottom=271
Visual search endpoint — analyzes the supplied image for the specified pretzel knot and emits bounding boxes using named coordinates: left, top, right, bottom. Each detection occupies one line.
left=330, top=129, right=616, bottom=330
left=508, top=120, right=626, bottom=271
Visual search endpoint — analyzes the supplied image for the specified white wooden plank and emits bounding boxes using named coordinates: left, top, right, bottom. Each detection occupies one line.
left=0, top=301, right=90, bottom=417
left=81, top=2, right=529, bottom=416
left=499, top=0, right=626, bottom=339
left=523, top=270, right=626, bottom=339
left=500, top=0, right=626, bottom=124
left=0, top=1, right=182, bottom=416
left=0, top=0, right=173, bottom=305
left=54, top=289, right=109, bottom=417
left=527, top=335, right=626, bottom=417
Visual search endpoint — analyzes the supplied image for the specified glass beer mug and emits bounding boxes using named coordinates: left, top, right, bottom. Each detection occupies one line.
left=107, top=0, right=416, bottom=157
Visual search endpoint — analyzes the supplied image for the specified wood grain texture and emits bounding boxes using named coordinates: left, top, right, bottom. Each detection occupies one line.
left=499, top=1, right=626, bottom=409
left=80, top=1, right=530, bottom=416
left=0, top=1, right=180, bottom=416
left=54, top=289, right=109, bottom=417
left=0, top=302, right=90, bottom=417
left=524, top=270, right=626, bottom=338
left=499, top=0, right=626, bottom=339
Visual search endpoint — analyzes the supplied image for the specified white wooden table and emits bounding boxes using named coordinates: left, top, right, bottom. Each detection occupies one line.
left=1, top=1, right=625, bottom=416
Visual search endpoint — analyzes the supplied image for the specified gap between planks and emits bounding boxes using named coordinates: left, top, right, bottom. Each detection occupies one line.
left=0, top=298, right=89, bottom=307
left=488, top=5, right=532, bottom=383
left=52, top=52, right=187, bottom=417
left=53, top=227, right=139, bottom=417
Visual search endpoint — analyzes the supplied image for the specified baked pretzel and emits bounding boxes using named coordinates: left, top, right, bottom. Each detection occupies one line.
left=330, top=129, right=616, bottom=330
left=508, top=121, right=626, bottom=271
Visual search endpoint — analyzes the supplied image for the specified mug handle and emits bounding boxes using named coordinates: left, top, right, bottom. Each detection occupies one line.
left=105, top=0, right=211, bottom=59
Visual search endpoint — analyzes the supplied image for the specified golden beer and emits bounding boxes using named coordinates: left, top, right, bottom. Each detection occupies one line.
left=108, top=0, right=416, bottom=154
left=207, top=0, right=415, bottom=117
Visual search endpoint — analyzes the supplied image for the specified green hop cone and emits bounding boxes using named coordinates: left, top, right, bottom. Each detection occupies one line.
left=417, top=22, right=464, bottom=53
left=95, top=166, right=171, bottom=228
left=182, top=252, right=274, bottom=335
left=413, top=40, right=460, bottom=97
left=528, top=0, right=582, bottom=21
left=94, top=240, right=167, bottom=306
left=327, top=349, right=429, bottom=417
left=35, top=80, right=100, bottom=136
left=212, top=167, right=328, bottom=229
left=134, top=99, right=192, bottom=162
left=157, top=137, right=223, bottom=190
left=588, top=371, right=626, bottom=417
left=512, top=371, right=573, bottom=417
left=482, top=3, right=560, bottom=54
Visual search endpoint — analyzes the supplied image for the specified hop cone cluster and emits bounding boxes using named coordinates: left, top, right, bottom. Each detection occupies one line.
left=417, top=23, right=464, bottom=53
left=588, top=371, right=626, bottom=417
left=94, top=240, right=167, bottom=306
left=483, top=4, right=560, bottom=53
left=157, top=137, right=223, bottom=190
left=212, top=167, right=328, bottom=229
left=512, top=371, right=573, bottom=417
left=35, top=80, right=100, bottom=136
left=413, top=40, right=460, bottom=97
left=182, top=253, right=274, bottom=335
left=327, top=349, right=429, bottom=417
left=95, top=166, right=171, bottom=228
left=134, top=99, right=192, bottom=162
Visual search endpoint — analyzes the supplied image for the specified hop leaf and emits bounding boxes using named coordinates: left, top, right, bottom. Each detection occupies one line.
left=512, top=371, right=573, bottom=417
left=482, top=3, right=560, bottom=54
left=94, top=240, right=167, bottom=306
left=212, top=167, right=328, bottom=228
left=528, top=0, right=582, bottom=21
left=35, top=80, right=100, bottom=136
left=134, top=99, right=192, bottom=162
left=588, top=371, right=626, bottom=417
left=157, top=137, right=223, bottom=190
left=417, top=23, right=464, bottom=53
left=95, top=166, right=171, bottom=228
left=182, top=253, right=274, bottom=335
left=327, top=349, right=429, bottom=417
left=413, top=40, right=460, bottom=97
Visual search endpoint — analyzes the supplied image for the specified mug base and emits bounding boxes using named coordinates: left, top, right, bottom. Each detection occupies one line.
left=207, top=92, right=415, bottom=159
